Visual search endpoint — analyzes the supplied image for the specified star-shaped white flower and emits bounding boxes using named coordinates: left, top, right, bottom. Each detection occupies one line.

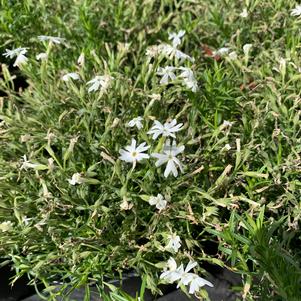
left=176, top=260, right=198, bottom=286
left=165, top=233, right=181, bottom=253
left=160, top=257, right=183, bottom=283
left=38, top=35, right=64, bottom=44
left=151, top=140, right=184, bottom=178
left=119, top=139, right=150, bottom=165
left=36, top=52, right=48, bottom=60
left=160, top=44, right=194, bottom=62
left=168, top=30, right=185, bottom=48
left=160, top=258, right=213, bottom=295
left=212, top=47, right=230, bottom=56
left=157, top=66, right=176, bottom=85
left=20, top=155, right=40, bottom=170
left=291, top=5, right=301, bottom=16
left=147, top=119, right=183, bottom=140
left=173, top=48, right=194, bottom=62
left=128, top=116, right=143, bottom=130
left=13, top=53, right=28, bottom=67
left=149, top=194, right=167, bottom=210
left=3, top=47, right=27, bottom=59
left=68, top=173, right=84, bottom=185
left=187, top=274, right=214, bottom=294
left=3, top=48, right=28, bottom=67
left=86, top=75, right=113, bottom=93
left=62, top=72, right=80, bottom=82
left=178, top=67, right=198, bottom=92
left=177, top=261, right=214, bottom=293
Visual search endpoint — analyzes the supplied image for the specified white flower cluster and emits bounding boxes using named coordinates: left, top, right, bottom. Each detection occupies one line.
left=2, top=35, right=65, bottom=67
left=160, top=257, right=213, bottom=295
left=126, top=30, right=212, bottom=295
left=120, top=118, right=184, bottom=178
left=61, top=72, right=113, bottom=94
left=2, top=36, right=113, bottom=95
left=146, top=30, right=198, bottom=92
left=2, top=47, right=28, bottom=67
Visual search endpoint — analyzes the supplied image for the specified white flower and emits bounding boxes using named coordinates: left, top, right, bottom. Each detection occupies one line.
left=3, top=47, right=27, bottom=58
left=62, top=72, right=80, bottom=82
left=147, top=44, right=194, bottom=62
left=20, top=155, right=40, bottom=170
left=157, top=66, right=176, bottom=85
left=160, top=257, right=183, bottom=283
left=77, top=53, right=85, bottom=66
left=36, top=52, right=48, bottom=60
left=149, top=194, right=167, bottom=210
left=291, top=5, right=301, bottom=16
left=119, top=139, right=150, bottom=165
left=0, top=221, right=14, bottom=232
left=151, top=140, right=184, bottom=178
left=240, top=8, right=248, bottom=18
left=168, top=30, right=185, bottom=48
left=38, top=35, right=64, bottom=44
left=177, top=261, right=213, bottom=293
left=160, top=258, right=213, bottom=294
left=173, top=49, right=194, bottom=62
left=176, top=260, right=198, bottom=286
left=127, top=116, right=143, bottom=130
left=212, top=47, right=229, bottom=56
left=165, top=233, right=181, bottom=253
left=178, top=67, right=198, bottom=92
left=147, top=119, right=183, bottom=140
left=243, top=44, right=252, bottom=55
left=13, top=53, right=28, bottom=67
left=3, top=48, right=28, bottom=67
left=188, top=274, right=214, bottom=294
left=86, top=75, right=112, bottom=93
left=22, top=216, right=32, bottom=226
left=160, top=44, right=194, bottom=62
left=228, top=51, right=238, bottom=60
left=68, top=173, right=84, bottom=185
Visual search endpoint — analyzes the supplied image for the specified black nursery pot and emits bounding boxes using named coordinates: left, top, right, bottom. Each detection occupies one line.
left=21, top=276, right=178, bottom=301
left=0, top=262, right=38, bottom=301
left=1, top=264, right=241, bottom=301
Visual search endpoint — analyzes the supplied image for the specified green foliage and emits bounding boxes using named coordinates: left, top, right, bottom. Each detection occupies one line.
left=0, top=0, right=301, bottom=300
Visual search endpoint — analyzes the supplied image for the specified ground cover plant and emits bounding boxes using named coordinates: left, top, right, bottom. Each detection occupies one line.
left=0, top=0, right=301, bottom=300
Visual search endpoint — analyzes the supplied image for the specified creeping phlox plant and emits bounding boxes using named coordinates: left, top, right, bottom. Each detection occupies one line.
left=0, top=29, right=213, bottom=299
left=2, top=1, right=301, bottom=300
